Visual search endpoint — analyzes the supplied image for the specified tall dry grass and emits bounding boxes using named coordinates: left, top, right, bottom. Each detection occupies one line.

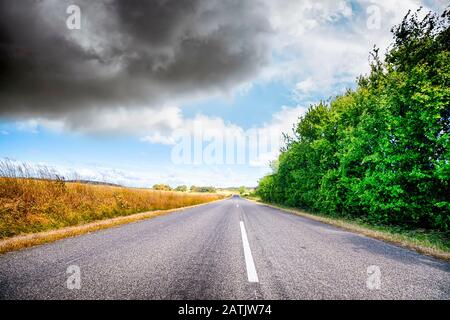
left=0, top=160, right=223, bottom=239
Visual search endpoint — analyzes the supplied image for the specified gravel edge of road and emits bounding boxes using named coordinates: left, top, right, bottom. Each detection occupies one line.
left=0, top=197, right=229, bottom=255
left=246, top=198, right=450, bottom=262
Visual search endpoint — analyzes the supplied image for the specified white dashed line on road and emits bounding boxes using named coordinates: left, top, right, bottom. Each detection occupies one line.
left=239, top=221, right=259, bottom=283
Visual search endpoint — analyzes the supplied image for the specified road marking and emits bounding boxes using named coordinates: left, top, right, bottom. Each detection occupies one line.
left=239, top=221, right=259, bottom=283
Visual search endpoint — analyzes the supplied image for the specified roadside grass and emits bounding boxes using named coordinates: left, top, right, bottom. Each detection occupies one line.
left=246, top=195, right=450, bottom=261
left=0, top=160, right=223, bottom=243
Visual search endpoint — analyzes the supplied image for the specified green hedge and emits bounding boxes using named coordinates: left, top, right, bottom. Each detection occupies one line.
left=257, top=9, right=450, bottom=231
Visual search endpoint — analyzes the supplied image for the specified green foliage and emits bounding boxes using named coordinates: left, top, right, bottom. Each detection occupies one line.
left=257, top=8, right=450, bottom=231
left=152, top=184, right=172, bottom=191
left=190, top=186, right=217, bottom=193
left=175, top=185, right=187, bottom=192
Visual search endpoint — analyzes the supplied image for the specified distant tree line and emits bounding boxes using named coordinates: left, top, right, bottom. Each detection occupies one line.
left=175, top=185, right=187, bottom=192
left=152, top=184, right=172, bottom=191
left=190, top=185, right=217, bottom=193
left=258, top=9, right=450, bottom=231
left=152, top=184, right=216, bottom=193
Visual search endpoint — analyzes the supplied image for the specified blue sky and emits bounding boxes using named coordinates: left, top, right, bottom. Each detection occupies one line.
left=0, top=0, right=445, bottom=187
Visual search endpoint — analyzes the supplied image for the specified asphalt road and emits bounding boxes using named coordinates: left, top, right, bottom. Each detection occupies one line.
left=0, top=196, right=449, bottom=299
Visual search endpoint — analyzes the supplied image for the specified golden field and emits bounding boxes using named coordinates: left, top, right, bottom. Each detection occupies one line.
left=0, top=172, right=223, bottom=239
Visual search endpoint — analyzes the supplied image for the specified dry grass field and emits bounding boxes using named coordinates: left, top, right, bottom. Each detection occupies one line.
left=0, top=161, right=223, bottom=239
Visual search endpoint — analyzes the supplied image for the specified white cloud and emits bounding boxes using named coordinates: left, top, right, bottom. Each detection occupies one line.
left=15, top=120, right=40, bottom=133
left=262, top=0, right=442, bottom=103
left=140, top=105, right=307, bottom=173
left=14, top=106, right=184, bottom=136
left=295, top=78, right=317, bottom=94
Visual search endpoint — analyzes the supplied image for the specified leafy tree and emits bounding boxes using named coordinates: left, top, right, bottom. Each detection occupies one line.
left=152, top=184, right=172, bottom=191
left=190, top=186, right=217, bottom=193
left=175, top=185, right=187, bottom=192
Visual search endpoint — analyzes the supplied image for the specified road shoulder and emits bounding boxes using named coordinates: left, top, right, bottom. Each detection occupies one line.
left=245, top=198, right=450, bottom=262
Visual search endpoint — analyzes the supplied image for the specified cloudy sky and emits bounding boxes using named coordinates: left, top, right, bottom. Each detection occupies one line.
left=0, top=0, right=447, bottom=187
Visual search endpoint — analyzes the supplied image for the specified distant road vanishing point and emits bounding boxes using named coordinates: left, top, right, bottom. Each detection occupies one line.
left=0, top=196, right=449, bottom=299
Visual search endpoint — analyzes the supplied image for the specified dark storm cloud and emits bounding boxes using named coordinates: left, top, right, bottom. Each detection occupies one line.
left=0, top=0, right=272, bottom=124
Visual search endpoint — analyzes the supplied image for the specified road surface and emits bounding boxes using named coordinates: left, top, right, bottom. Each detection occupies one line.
left=0, top=196, right=449, bottom=299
